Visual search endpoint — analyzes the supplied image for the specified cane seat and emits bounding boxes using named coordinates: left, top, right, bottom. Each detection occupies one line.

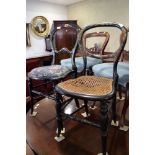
left=57, top=76, right=113, bottom=97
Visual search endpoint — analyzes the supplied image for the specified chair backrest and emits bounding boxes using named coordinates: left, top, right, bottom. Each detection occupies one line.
left=78, top=22, right=128, bottom=91
left=50, top=23, right=81, bottom=70
left=84, top=31, right=110, bottom=58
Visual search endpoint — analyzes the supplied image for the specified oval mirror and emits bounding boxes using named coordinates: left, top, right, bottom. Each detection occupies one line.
left=31, top=16, right=49, bottom=37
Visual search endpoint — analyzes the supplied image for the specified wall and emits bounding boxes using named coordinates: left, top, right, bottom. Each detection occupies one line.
left=67, top=0, right=129, bottom=51
left=26, top=0, right=67, bottom=57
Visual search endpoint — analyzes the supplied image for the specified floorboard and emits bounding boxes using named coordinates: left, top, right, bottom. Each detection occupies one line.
left=26, top=97, right=129, bottom=155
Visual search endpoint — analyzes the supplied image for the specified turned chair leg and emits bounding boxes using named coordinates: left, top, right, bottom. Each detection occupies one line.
left=84, top=100, right=89, bottom=115
left=75, top=98, right=80, bottom=108
left=28, top=78, right=34, bottom=115
left=100, top=101, right=109, bottom=155
left=112, top=93, right=117, bottom=123
left=118, top=85, right=122, bottom=99
left=120, top=85, right=129, bottom=126
left=55, top=92, right=64, bottom=137
left=91, top=101, right=96, bottom=109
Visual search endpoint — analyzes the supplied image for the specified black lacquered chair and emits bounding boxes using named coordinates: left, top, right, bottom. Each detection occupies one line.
left=54, top=22, right=128, bottom=155
left=27, top=23, right=81, bottom=116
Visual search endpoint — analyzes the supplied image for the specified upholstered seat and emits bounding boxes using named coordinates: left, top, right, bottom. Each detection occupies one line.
left=61, top=56, right=102, bottom=73
left=28, top=65, right=72, bottom=80
left=92, top=62, right=129, bottom=87
left=27, top=23, right=80, bottom=116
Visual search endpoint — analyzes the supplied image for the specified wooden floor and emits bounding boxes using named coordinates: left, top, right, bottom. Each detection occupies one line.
left=26, top=97, right=129, bottom=155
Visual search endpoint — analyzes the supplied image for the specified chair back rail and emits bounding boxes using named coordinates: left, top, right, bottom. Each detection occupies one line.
left=50, top=23, right=81, bottom=71
left=78, top=22, right=128, bottom=93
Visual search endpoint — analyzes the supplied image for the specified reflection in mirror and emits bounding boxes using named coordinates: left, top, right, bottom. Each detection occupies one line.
left=31, top=16, right=49, bottom=37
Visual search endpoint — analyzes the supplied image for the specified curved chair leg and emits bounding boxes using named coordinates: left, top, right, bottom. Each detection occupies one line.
left=28, top=79, right=37, bottom=116
left=100, top=101, right=109, bottom=155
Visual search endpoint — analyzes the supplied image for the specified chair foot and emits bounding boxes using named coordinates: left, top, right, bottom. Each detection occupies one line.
left=119, top=125, right=129, bottom=131
left=54, top=134, right=65, bottom=142
left=97, top=152, right=108, bottom=155
left=56, top=128, right=65, bottom=134
left=111, top=120, right=119, bottom=126
left=117, top=96, right=125, bottom=100
left=29, top=111, right=37, bottom=117
left=81, top=112, right=91, bottom=117
left=89, top=105, right=97, bottom=110
left=34, top=104, right=40, bottom=109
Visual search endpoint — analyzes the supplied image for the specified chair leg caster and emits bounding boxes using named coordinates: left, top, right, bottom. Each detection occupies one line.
left=89, top=105, right=97, bottom=110
left=54, top=134, right=65, bottom=142
left=97, top=152, right=108, bottom=155
left=111, top=120, right=119, bottom=126
left=81, top=112, right=90, bottom=117
left=117, top=96, right=125, bottom=100
left=119, top=125, right=129, bottom=131
left=29, top=111, right=37, bottom=117
left=34, top=103, right=40, bottom=109
left=56, top=128, right=65, bottom=134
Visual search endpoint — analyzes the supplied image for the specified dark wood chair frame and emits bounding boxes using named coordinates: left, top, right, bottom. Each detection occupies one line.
left=75, top=31, right=110, bottom=76
left=54, top=22, right=128, bottom=155
left=27, top=23, right=81, bottom=116
left=84, top=31, right=110, bottom=57
left=118, top=50, right=129, bottom=127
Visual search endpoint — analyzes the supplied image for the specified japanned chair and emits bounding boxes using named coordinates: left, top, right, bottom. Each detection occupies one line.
left=27, top=23, right=81, bottom=116
left=54, top=22, right=128, bottom=155
left=61, top=31, right=110, bottom=74
left=92, top=31, right=129, bottom=131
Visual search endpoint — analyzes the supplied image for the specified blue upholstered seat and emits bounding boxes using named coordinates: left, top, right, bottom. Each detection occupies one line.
left=61, top=56, right=102, bottom=73
left=92, top=62, right=129, bottom=87
left=28, top=65, right=72, bottom=80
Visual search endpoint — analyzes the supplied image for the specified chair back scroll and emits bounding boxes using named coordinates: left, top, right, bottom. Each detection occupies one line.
left=50, top=24, right=81, bottom=71
left=79, top=22, right=128, bottom=93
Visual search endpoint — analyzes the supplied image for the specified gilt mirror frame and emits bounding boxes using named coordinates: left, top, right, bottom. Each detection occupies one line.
left=31, top=16, right=49, bottom=37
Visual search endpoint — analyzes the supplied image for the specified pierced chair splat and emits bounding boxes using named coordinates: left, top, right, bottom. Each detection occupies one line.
left=27, top=23, right=80, bottom=116
left=61, top=31, right=110, bottom=74
left=54, top=22, right=128, bottom=155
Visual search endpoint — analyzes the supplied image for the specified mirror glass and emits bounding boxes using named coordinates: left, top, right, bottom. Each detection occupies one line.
left=31, top=16, right=49, bottom=37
